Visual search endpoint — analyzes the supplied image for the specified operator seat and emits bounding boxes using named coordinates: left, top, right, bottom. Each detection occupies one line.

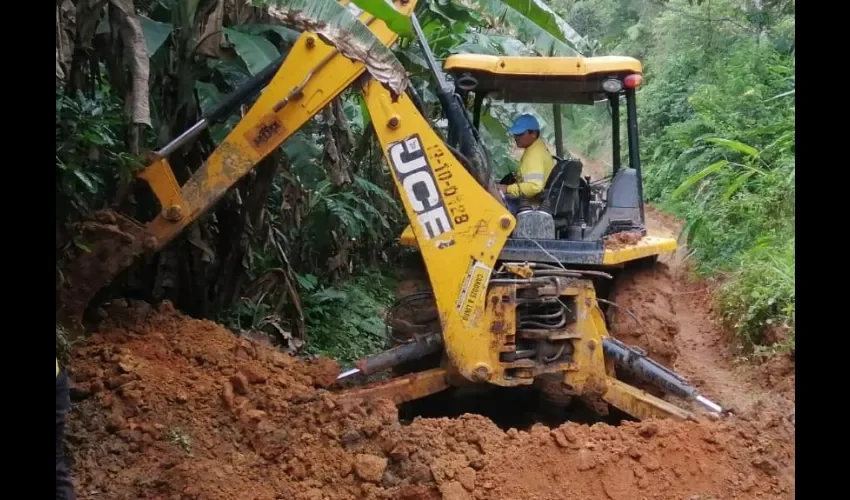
left=541, top=157, right=583, bottom=227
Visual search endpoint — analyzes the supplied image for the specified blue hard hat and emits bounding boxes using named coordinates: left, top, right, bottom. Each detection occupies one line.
left=508, top=114, right=541, bottom=135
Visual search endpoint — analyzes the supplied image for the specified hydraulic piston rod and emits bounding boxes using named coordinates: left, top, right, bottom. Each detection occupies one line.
left=338, top=333, right=443, bottom=380
left=602, top=337, right=724, bottom=414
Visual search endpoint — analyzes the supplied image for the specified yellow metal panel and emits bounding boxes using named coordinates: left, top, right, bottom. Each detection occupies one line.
left=444, top=55, right=642, bottom=77
left=602, top=233, right=678, bottom=265
left=364, top=79, right=515, bottom=382
left=337, top=368, right=451, bottom=406
left=139, top=0, right=418, bottom=248
left=602, top=377, right=694, bottom=420
left=562, top=284, right=611, bottom=391
left=136, top=157, right=183, bottom=213
left=475, top=284, right=520, bottom=385
left=400, top=224, right=417, bottom=247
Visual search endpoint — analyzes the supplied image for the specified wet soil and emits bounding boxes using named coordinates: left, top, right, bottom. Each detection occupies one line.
left=64, top=207, right=795, bottom=500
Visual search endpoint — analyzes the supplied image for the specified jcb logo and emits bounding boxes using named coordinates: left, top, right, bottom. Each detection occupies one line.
left=388, top=135, right=453, bottom=240
left=245, top=114, right=285, bottom=154
left=253, top=120, right=281, bottom=147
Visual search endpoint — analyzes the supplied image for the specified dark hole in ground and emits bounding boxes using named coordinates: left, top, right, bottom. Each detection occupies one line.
left=398, top=385, right=636, bottom=430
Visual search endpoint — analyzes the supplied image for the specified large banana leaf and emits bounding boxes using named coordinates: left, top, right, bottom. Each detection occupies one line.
left=139, top=16, right=173, bottom=56
left=254, top=0, right=409, bottom=96
left=223, top=28, right=281, bottom=75
left=458, top=0, right=585, bottom=56
left=234, top=23, right=302, bottom=44
left=350, top=0, right=413, bottom=38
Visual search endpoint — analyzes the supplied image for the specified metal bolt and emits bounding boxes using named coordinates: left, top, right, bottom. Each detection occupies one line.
left=500, top=216, right=511, bottom=229
left=472, top=365, right=490, bottom=382
left=387, top=116, right=400, bottom=129
left=306, top=36, right=316, bottom=48
left=587, top=339, right=597, bottom=351
left=164, top=205, right=184, bottom=222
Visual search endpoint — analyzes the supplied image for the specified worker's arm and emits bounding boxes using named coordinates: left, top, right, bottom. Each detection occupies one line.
left=506, top=146, right=547, bottom=198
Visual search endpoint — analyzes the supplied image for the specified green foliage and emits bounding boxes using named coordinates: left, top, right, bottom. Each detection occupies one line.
left=222, top=27, right=281, bottom=75
left=628, top=0, right=795, bottom=352
left=716, top=238, right=794, bottom=352
left=301, top=270, right=397, bottom=364
left=352, top=0, right=414, bottom=37
left=56, top=83, right=141, bottom=217
left=298, top=175, right=403, bottom=264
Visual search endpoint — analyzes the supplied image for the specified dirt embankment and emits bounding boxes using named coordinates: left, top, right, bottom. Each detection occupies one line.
left=67, top=298, right=794, bottom=500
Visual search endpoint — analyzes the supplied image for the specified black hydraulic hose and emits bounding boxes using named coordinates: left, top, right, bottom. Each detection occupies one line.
left=156, top=54, right=287, bottom=157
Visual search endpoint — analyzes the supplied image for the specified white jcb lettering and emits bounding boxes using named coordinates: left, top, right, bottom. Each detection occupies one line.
left=418, top=208, right=452, bottom=240
left=387, top=134, right=454, bottom=241
left=390, top=143, right=428, bottom=174
left=402, top=170, right=440, bottom=212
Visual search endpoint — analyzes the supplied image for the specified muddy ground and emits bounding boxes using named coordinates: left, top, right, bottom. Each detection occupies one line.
left=64, top=208, right=795, bottom=500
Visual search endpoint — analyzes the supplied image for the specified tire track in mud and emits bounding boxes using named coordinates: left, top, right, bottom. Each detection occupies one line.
left=646, top=205, right=795, bottom=488
left=645, top=205, right=794, bottom=416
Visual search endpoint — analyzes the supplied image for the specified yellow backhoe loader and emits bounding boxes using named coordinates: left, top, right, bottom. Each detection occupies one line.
left=56, top=0, right=723, bottom=421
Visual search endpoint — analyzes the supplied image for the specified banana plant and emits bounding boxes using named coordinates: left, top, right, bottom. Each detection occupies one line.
left=458, top=0, right=586, bottom=56
left=672, top=138, right=774, bottom=201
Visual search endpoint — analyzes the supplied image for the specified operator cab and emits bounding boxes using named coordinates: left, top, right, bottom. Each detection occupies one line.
left=445, top=54, right=658, bottom=266
left=398, top=54, right=676, bottom=266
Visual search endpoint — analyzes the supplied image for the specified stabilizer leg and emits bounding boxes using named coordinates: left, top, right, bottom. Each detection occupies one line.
left=602, top=377, right=694, bottom=420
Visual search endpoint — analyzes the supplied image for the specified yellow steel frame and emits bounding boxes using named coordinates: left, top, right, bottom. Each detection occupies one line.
left=363, top=78, right=515, bottom=381
left=443, top=54, right=643, bottom=77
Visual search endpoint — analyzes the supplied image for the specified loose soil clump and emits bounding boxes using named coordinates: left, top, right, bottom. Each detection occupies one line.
left=57, top=210, right=151, bottom=326
left=67, top=300, right=793, bottom=499
left=608, top=261, right=681, bottom=370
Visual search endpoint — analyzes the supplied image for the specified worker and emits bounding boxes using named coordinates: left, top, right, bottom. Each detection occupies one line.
left=498, top=114, right=555, bottom=214
left=56, top=356, right=76, bottom=499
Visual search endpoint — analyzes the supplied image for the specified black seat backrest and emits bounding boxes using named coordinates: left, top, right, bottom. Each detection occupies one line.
left=542, top=158, right=583, bottom=219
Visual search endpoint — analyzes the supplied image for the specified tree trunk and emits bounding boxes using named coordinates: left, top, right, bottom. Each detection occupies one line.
left=213, top=151, right=284, bottom=314
left=67, top=0, right=109, bottom=95
left=322, top=99, right=354, bottom=187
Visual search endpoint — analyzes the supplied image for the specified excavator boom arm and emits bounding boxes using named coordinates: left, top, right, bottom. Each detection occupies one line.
left=141, top=1, right=416, bottom=249
left=60, top=0, right=516, bottom=381
left=62, top=0, right=515, bottom=381
left=58, top=0, right=420, bottom=325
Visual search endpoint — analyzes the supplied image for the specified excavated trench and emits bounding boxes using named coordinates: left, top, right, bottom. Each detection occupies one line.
left=386, top=262, right=668, bottom=432
left=398, top=384, right=634, bottom=430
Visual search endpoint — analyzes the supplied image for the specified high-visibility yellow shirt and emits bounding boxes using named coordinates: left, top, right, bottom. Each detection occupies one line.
left=505, top=138, right=555, bottom=199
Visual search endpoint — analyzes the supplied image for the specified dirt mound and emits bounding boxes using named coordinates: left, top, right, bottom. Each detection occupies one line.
left=57, top=210, right=152, bottom=326
left=65, top=300, right=792, bottom=499
left=603, top=231, right=643, bottom=250
left=608, top=261, right=680, bottom=370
